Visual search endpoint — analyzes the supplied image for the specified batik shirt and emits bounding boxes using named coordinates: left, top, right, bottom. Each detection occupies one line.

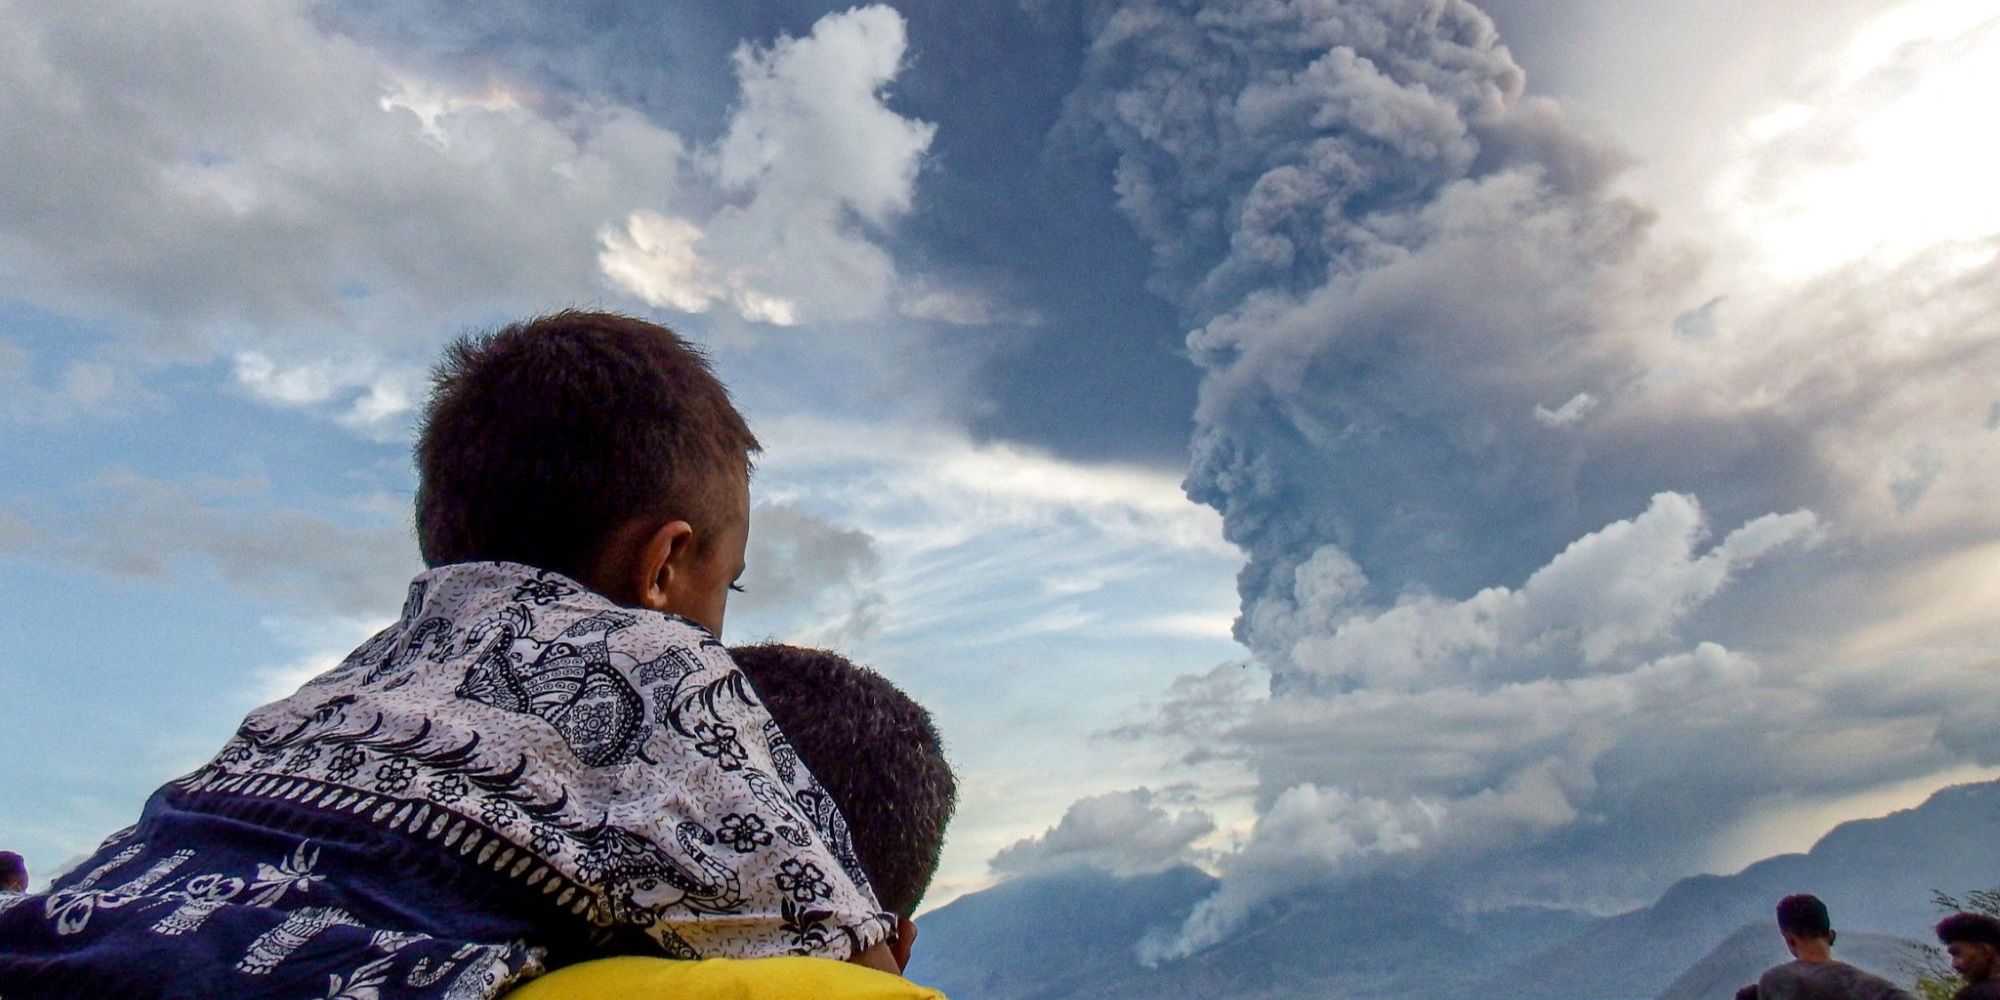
left=0, top=562, right=894, bottom=999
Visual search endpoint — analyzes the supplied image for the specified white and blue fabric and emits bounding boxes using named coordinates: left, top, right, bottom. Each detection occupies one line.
left=0, top=562, right=892, bottom=999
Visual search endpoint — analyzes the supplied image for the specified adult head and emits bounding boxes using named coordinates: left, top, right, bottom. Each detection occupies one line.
left=0, top=852, right=25, bottom=893
left=1936, top=912, right=2000, bottom=984
left=416, top=310, right=760, bottom=634
left=729, top=644, right=957, bottom=972
left=1776, top=894, right=1836, bottom=959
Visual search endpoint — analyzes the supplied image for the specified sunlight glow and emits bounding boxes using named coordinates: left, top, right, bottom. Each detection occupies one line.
left=1708, top=763, right=2000, bottom=875
left=1717, top=2, right=2000, bottom=282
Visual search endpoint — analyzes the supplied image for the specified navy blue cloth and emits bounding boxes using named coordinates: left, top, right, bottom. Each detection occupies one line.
left=0, top=781, right=588, bottom=999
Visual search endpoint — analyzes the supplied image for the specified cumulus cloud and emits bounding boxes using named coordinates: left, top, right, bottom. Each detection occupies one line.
left=991, top=788, right=1216, bottom=879
left=0, top=0, right=962, bottom=436
left=1139, top=495, right=1817, bottom=958
left=711, top=6, right=932, bottom=227
left=597, top=212, right=801, bottom=326
left=1259, top=493, right=1817, bottom=692
left=597, top=5, right=938, bottom=328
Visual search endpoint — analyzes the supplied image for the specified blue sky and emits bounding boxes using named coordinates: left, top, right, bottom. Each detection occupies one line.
left=4, top=0, right=2000, bottom=957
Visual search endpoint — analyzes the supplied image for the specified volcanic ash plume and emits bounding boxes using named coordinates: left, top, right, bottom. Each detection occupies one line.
left=1059, top=0, right=2000, bottom=960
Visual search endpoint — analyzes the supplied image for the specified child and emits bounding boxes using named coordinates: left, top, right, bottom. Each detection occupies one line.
left=513, top=642, right=959, bottom=999
left=0, top=312, right=894, bottom=998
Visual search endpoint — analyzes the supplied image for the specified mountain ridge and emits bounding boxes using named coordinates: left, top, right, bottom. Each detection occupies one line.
left=910, top=778, right=2000, bottom=999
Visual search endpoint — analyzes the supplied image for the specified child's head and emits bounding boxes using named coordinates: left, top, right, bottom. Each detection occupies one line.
left=416, top=310, right=759, bottom=631
left=728, top=643, right=956, bottom=924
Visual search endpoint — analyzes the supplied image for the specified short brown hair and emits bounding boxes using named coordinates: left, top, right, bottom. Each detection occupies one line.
left=415, top=310, right=759, bottom=578
left=730, top=644, right=956, bottom=917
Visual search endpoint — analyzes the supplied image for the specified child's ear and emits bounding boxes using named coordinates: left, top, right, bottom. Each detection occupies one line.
left=632, top=519, right=696, bottom=612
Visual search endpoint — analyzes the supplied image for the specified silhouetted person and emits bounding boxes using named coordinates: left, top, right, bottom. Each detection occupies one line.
left=0, top=853, right=24, bottom=893
left=1935, top=913, right=2000, bottom=1000
left=1738, top=985, right=1761, bottom=1000
left=1755, top=894, right=1915, bottom=1000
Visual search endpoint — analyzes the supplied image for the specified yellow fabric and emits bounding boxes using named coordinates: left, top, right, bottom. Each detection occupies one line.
left=506, top=956, right=948, bottom=1000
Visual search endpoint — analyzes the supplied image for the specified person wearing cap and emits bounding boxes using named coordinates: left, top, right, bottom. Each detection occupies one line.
left=1935, top=912, right=2000, bottom=1000
left=1752, top=893, right=1916, bottom=1000
left=0, top=853, right=25, bottom=894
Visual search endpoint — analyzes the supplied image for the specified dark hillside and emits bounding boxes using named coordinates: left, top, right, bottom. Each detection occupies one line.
left=911, top=780, right=2000, bottom=999
left=1481, top=780, right=2000, bottom=1000
left=1657, top=922, right=1916, bottom=1000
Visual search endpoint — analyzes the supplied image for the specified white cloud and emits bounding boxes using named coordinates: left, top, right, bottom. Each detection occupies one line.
left=733, top=415, right=1240, bottom=667
left=1533, top=391, right=1598, bottom=427
left=1258, top=494, right=1817, bottom=690
left=231, top=350, right=425, bottom=435
left=598, top=212, right=799, bottom=325
left=1121, top=493, right=1843, bottom=959
left=711, top=5, right=931, bottom=226
left=1711, top=3, right=2000, bottom=282
left=991, top=788, right=1216, bottom=879
left=0, top=336, right=160, bottom=425
left=755, top=415, right=1233, bottom=559
left=1618, top=236, right=2000, bottom=541
left=598, top=5, right=937, bottom=327
left=0, top=0, right=967, bottom=436
left=376, top=72, right=527, bottom=140
left=249, top=615, right=395, bottom=704
left=892, top=281, right=1045, bottom=328
left=1140, top=784, right=1437, bottom=963
left=0, top=469, right=418, bottom=619
left=1114, top=610, right=1240, bottom=641
left=731, top=502, right=885, bottom=647
left=723, top=413, right=1247, bottom=907
left=0, top=0, right=687, bottom=353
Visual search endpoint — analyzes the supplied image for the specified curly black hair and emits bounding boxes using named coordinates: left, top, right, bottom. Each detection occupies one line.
left=1937, top=912, right=2000, bottom=948
left=730, top=643, right=956, bottom=917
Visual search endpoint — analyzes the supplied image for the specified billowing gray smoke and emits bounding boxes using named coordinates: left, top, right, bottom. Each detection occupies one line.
left=1070, top=0, right=1652, bottom=620
left=1052, top=0, right=2000, bottom=963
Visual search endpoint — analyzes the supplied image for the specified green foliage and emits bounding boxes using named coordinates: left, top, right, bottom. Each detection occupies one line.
left=1902, top=888, right=2000, bottom=999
